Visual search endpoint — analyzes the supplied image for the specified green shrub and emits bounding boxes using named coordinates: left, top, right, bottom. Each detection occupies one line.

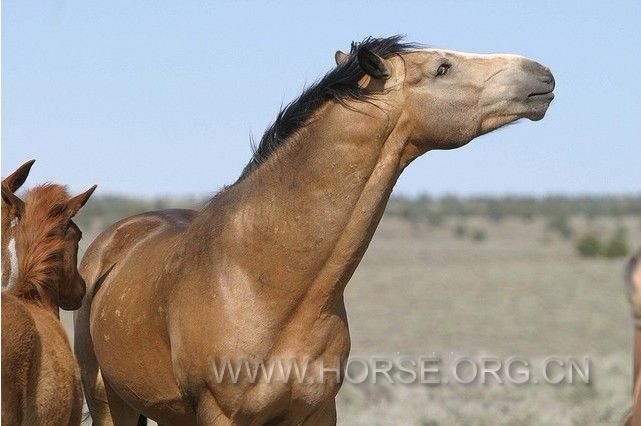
left=576, top=233, right=601, bottom=257
left=548, top=214, right=573, bottom=240
left=602, top=233, right=629, bottom=258
left=520, top=211, right=534, bottom=222
left=615, top=224, right=628, bottom=237
left=453, top=223, right=467, bottom=238
left=472, top=229, right=487, bottom=243
left=486, top=201, right=505, bottom=222
left=426, top=211, right=444, bottom=227
left=400, top=206, right=419, bottom=221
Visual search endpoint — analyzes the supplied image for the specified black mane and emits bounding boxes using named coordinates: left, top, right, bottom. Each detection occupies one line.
left=237, top=35, right=419, bottom=180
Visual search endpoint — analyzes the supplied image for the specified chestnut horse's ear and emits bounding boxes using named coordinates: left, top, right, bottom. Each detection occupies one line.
left=334, top=50, right=349, bottom=66
left=65, top=185, right=97, bottom=218
left=3, top=159, right=35, bottom=193
left=356, top=47, right=391, bottom=80
left=1, top=185, right=25, bottom=220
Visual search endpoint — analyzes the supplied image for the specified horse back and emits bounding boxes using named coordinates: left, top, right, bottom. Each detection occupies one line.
left=79, top=209, right=198, bottom=291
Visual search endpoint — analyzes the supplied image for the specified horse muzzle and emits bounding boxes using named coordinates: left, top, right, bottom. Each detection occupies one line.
left=516, top=60, right=555, bottom=121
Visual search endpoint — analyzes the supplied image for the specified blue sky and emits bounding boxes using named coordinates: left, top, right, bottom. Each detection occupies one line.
left=2, top=0, right=640, bottom=196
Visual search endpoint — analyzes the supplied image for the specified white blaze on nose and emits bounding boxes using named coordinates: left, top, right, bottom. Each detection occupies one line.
left=6, top=238, right=19, bottom=290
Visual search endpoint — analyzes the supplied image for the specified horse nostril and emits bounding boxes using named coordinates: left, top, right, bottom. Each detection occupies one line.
left=540, top=72, right=555, bottom=86
left=521, top=59, right=555, bottom=89
left=540, top=76, right=552, bottom=84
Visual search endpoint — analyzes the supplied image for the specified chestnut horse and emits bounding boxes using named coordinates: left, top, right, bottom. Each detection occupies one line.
left=2, top=159, right=35, bottom=290
left=625, top=250, right=641, bottom=426
left=75, top=36, right=555, bottom=425
left=1, top=183, right=96, bottom=425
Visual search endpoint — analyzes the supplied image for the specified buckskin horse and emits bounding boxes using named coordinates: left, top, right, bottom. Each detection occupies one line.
left=74, top=36, right=555, bottom=425
left=1, top=183, right=96, bottom=425
left=2, top=159, right=36, bottom=290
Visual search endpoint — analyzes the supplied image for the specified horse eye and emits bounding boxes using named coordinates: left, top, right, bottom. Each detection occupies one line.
left=436, top=63, right=451, bottom=76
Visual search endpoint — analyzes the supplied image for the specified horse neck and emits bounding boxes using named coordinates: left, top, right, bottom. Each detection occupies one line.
left=195, top=100, right=412, bottom=310
left=12, top=234, right=63, bottom=316
left=11, top=277, right=60, bottom=316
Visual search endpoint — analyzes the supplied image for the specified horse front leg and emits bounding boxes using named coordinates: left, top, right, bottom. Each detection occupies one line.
left=195, top=391, right=232, bottom=426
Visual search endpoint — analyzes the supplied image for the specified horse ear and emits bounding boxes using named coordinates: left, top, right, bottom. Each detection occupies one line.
left=65, top=185, right=97, bottom=218
left=356, top=47, right=391, bottom=80
left=1, top=185, right=25, bottom=220
left=335, top=50, right=349, bottom=66
left=3, top=159, right=35, bottom=193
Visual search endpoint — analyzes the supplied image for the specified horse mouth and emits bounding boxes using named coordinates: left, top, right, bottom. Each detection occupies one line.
left=525, top=95, right=554, bottom=121
left=527, top=90, right=555, bottom=100
left=526, top=71, right=555, bottom=102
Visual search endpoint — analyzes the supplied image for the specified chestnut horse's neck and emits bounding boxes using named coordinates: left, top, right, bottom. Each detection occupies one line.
left=12, top=237, right=64, bottom=316
left=193, top=99, right=412, bottom=310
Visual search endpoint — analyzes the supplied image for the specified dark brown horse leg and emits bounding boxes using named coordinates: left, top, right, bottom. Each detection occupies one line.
left=103, top=380, right=142, bottom=426
left=302, top=399, right=337, bottom=426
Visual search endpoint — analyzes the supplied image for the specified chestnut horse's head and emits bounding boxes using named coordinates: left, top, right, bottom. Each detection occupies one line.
left=335, top=36, right=555, bottom=153
left=1, top=159, right=35, bottom=289
left=1, top=183, right=96, bottom=310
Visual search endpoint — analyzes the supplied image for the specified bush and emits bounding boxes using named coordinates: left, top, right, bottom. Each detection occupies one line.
left=486, top=201, right=505, bottom=222
left=426, top=211, right=444, bottom=227
left=400, top=206, right=419, bottom=221
left=576, top=233, right=601, bottom=257
left=548, top=215, right=573, bottom=240
left=472, top=229, right=487, bottom=243
left=615, top=224, right=628, bottom=237
left=453, top=223, right=467, bottom=238
left=602, top=233, right=629, bottom=258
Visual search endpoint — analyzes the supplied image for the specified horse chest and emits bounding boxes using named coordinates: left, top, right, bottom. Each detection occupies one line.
left=211, top=354, right=346, bottom=423
left=201, top=317, right=350, bottom=422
